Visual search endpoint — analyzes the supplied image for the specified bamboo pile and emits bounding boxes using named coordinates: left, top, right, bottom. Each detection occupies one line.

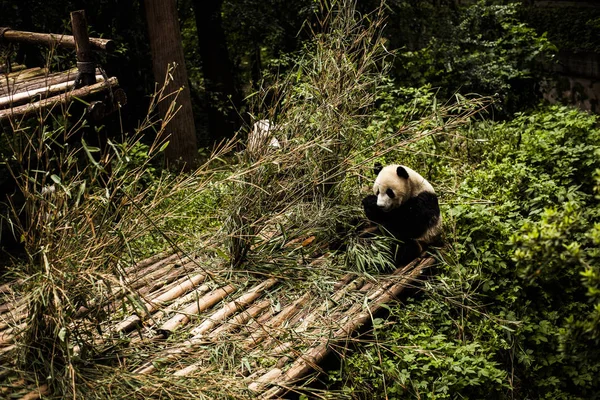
left=0, top=14, right=121, bottom=122
left=0, top=250, right=434, bottom=397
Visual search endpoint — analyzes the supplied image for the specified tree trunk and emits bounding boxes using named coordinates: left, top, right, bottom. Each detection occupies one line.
left=191, top=0, right=241, bottom=143
left=145, top=0, right=198, bottom=170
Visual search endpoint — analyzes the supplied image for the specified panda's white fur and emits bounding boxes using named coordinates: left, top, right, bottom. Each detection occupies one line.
left=373, top=164, right=434, bottom=211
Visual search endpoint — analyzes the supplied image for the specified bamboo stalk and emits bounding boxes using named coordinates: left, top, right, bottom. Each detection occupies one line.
left=158, top=283, right=237, bottom=334
left=209, top=298, right=272, bottom=338
left=260, top=257, right=434, bottom=398
left=138, top=265, right=190, bottom=296
left=1, top=67, right=46, bottom=81
left=0, top=76, right=119, bottom=120
left=0, top=74, right=105, bottom=108
left=0, top=68, right=79, bottom=95
left=115, top=273, right=206, bottom=333
left=0, top=28, right=115, bottom=51
left=0, top=63, right=26, bottom=74
left=243, top=292, right=312, bottom=349
left=190, top=278, right=279, bottom=337
left=0, top=279, right=23, bottom=294
left=0, top=304, right=27, bottom=330
left=19, top=384, right=49, bottom=400
left=144, top=283, right=211, bottom=328
left=125, top=251, right=177, bottom=274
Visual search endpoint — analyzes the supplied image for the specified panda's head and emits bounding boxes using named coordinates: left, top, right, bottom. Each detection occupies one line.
left=372, top=163, right=433, bottom=212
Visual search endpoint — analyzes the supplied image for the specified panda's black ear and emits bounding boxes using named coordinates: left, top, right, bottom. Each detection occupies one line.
left=373, top=162, right=383, bottom=176
left=396, top=166, right=409, bottom=179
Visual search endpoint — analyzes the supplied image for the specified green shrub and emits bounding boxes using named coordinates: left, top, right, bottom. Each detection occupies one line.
left=336, top=105, right=600, bottom=399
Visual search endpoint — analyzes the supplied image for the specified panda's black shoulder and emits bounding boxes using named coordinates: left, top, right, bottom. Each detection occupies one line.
left=402, top=190, right=440, bottom=218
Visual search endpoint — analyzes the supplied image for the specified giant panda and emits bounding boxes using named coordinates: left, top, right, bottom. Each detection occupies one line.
left=361, top=163, right=442, bottom=265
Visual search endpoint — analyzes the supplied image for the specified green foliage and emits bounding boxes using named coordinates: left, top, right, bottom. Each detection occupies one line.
left=336, top=104, right=600, bottom=399
left=521, top=5, right=600, bottom=53
left=394, top=1, right=556, bottom=116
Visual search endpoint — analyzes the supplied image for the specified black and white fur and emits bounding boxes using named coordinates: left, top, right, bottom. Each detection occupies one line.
left=362, top=163, right=442, bottom=264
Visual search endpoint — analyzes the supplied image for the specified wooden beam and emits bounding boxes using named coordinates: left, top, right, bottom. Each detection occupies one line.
left=0, top=77, right=118, bottom=121
left=0, top=28, right=115, bottom=52
left=0, top=74, right=105, bottom=108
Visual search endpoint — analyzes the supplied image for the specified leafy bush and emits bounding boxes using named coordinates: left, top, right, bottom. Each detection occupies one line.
left=335, top=105, right=600, bottom=399
left=394, top=1, right=555, bottom=116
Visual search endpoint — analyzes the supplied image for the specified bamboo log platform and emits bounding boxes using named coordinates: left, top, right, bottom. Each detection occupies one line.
left=0, top=250, right=434, bottom=398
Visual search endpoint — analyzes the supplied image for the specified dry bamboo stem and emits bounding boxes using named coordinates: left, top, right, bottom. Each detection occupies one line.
left=0, top=279, right=23, bottom=295
left=190, top=278, right=279, bottom=337
left=0, top=28, right=115, bottom=51
left=0, top=322, right=26, bottom=346
left=209, top=298, right=272, bottom=338
left=0, top=63, right=26, bottom=74
left=243, top=292, right=312, bottom=349
left=0, top=74, right=105, bottom=107
left=1, top=67, right=46, bottom=81
left=158, top=284, right=237, bottom=334
left=115, top=273, right=206, bottom=333
left=144, top=283, right=211, bottom=328
left=125, top=251, right=177, bottom=274
left=0, top=304, right=27, bottom=330
left=260, top=257, right=434, bottom=398
left=0, top=76, right=118, bottom=120
left=0, top=68, right=78, bottom=95
left=18, top=384, right=49, bottom=400
left=138, top=265, right=191, bottom=296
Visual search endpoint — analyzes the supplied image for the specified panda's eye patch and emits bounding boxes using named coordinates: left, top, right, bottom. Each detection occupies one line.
left=386, top=188, right=395, bottom=198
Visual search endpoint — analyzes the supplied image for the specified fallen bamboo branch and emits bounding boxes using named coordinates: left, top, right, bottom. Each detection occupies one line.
left=0, top=76, right=119, bottom=121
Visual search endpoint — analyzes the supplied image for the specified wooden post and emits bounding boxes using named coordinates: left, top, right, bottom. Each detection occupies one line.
left=145, top=0, right=198, bottom=170
left=70, top=10, right=96, bottom=87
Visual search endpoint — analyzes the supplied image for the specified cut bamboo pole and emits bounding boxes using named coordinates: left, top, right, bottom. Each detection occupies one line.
left=0, top=76, right=119, bottom=121
left=0, top=63, right=26, bottom=74
left=158, top=284, right=237, bottom=334
left=125, top=251, right=177, bottom=274
left=243, top=292, right=312, bottom=349
left=209, top=298, right=272, bottom=338
left=18, top=384, right=49, bottom=400
left=0, top=74, right=104, bottom=108
left=115, top=273, right=206, bottom=333
left=144, top=283, right=211, bottom=328
left=260, top=257, right=434, bottom=398
left=0, top=28, right=115, bottom=51
left=138, top=265, right=190, bottom=296
left=0, top=68, right=78, bottom=95
left=1, top=67, right=46, bottom=81
left=190, top=278, right=279, bottom=337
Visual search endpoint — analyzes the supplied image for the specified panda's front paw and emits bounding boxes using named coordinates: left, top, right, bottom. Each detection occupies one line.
left=362, top=194, right=377, bottom=209
left=362, top=195, right=383, bottom=222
